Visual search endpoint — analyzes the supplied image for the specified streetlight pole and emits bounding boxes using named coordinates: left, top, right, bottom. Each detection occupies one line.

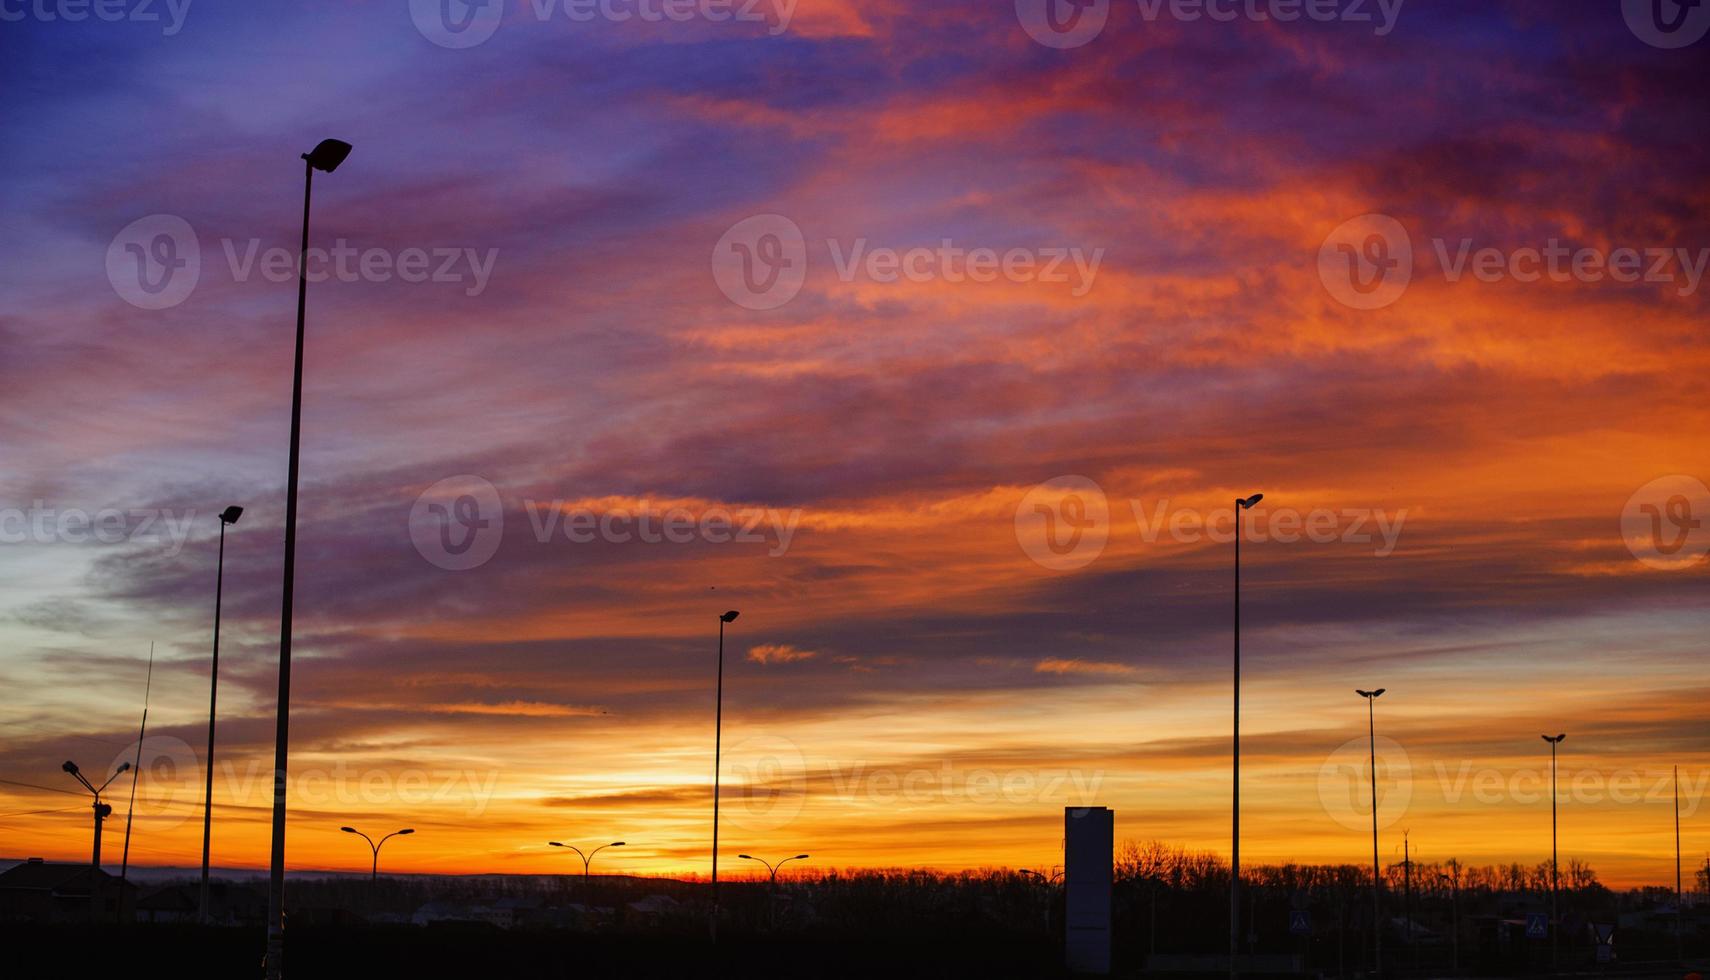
left=1436, top=865, right=1460, bottom=974
left=741, top=853, right=810, bottom=889
left=1402, top=832, right=1414, bottom=967
left=200, top=505, right=243, bottom=924
left=340, top=826, right=414, bottom=882
left=1358, top=688, right=1386, bottom=976
left=1020, top=868, right=1065, bottom=934
left=62, top=760, right=129, bottom=920
left=549, top=841, right=625, bottom=897
left=263, top=138, right=351, bottom=980
left=739, top=853, right=809, bottom=926
left=711, top=609, right=739, bottom=940
left=1231, top=492, right=1262, bottom=980
left=1675, top=765, right=1683, bottom=966
left=1541, top=733, right=1565, bottom=969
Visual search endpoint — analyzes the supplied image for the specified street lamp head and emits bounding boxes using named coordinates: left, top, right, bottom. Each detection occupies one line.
left=793, top=854, right=809, bottom=860
left=1237, top=493, right=1264, bottom=510
left=548, top=841, right=565, bottom=847
left=610, top=841, right=626, bottom=847
left=720, top=610, right=740, bottom=623
left=62, top=761, right=79, bottom=775
left=397, top=829, right=415, bottom=835
left=1542, top=733, right=1566, bottom=743
left=114, top=762, right=131, bottom=774
left=340, top=826, right=357, bottom=834
left=303, top=139, right=353, bottom=173
left=220, top=506, right=244, bottom=525
left=738, top=854, right=754, bottom=860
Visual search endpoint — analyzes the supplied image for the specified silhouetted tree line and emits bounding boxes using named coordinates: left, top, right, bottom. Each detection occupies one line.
left=1108, top=840, right=1701, bottom=974
left=126, top=843, right=1702, bottom=975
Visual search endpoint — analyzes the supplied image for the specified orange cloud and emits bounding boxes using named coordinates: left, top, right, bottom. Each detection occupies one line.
left=748, top=643, right=819, bottom=664
left=1035, top=658, right=1135, bottom=676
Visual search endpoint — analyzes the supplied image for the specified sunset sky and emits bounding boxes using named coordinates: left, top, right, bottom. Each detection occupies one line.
left=1, top=1, right=1706, bottom=889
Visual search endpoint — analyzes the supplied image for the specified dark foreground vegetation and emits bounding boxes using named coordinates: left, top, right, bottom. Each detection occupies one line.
left=6, top=842, right=1705, bottom=979
left=2, top=922, right=1069, bottom=979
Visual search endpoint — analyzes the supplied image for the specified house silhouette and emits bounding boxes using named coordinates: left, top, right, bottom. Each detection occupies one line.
left=0, top=858, right=135, bottom=923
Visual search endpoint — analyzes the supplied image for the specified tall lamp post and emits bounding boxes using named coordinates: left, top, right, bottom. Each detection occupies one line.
left=340, top=826, right=414, bottom=882
left=1357, top=688, right=1387, bottom=975
left=1541, top=733, right=1565, bottom=969
left=1675, top=765, right=1684, bottom=966
left=199, top=504, right=243, bottom=923
left=1231, top=491, right=1263, bottom=980
left=711, top=609, right=740, bottom=940
left=549, top=840, right=625, bottom=896
left=62, top=760, right=129, bottom=919
left=264, top=137, right=352, bottom=980
left=1436, top=864, right=1460, bottom=974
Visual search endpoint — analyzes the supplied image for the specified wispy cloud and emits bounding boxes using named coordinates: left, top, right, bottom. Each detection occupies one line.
left=1035, top=658, right=1135, bottom=677
left=748, top=644, right=818, bottom=664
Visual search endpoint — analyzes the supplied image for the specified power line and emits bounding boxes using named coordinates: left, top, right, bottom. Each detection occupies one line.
left=0, top=778, right=83, bottom=797
left=0, top=805, right=85, bottom=819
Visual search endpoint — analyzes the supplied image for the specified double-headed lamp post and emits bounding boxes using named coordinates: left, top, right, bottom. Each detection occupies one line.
left=1541, top=733, right=1565, bottom=967
left=199, top=504, right=243, bottom=924
left=62, top=760, right=128, bottom=919
left=1231, top=491, right=1263, bottom=980
left=62, top=760, right=130, bottom=870
left=740, top=852, right=810, bottom=887
left=1357, top=688, right=1386, bottom=975
left=549, top=840, right=625, bottom=895
left=741, top=853, right=809, bottom=927
left=340, top=826, right=414, bottom=882
left=711, top=609, right=739, bottom=939
left=264, top=137, right=352, bottom=980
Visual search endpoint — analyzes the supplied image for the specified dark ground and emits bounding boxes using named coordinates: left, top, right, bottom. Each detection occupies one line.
left=1, top=922, right=1073, bottom=979
left=6, top=923, right=1705, bottom=979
